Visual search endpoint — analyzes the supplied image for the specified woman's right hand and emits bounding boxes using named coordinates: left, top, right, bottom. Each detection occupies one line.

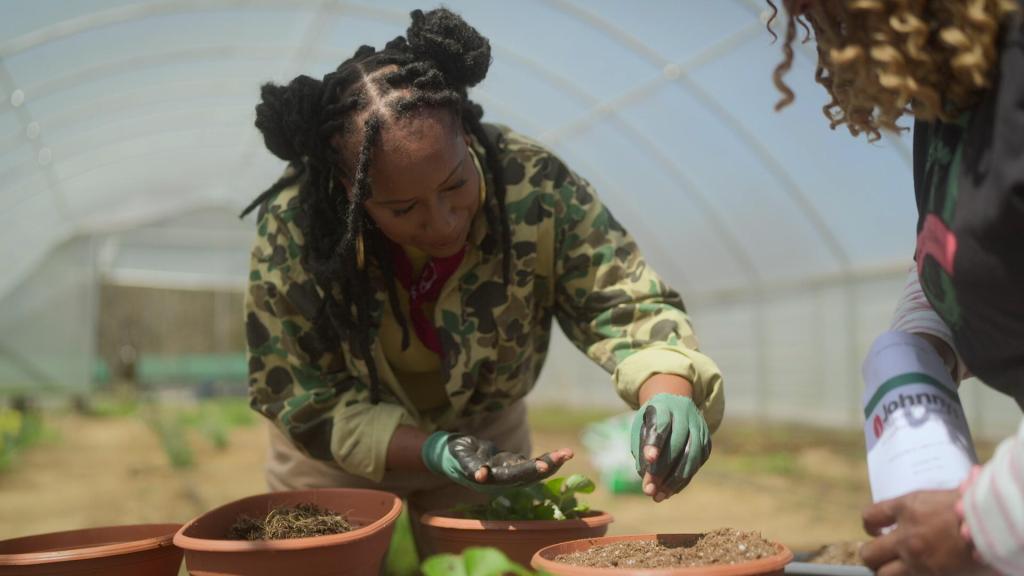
left=421, top=431, right=574, bottom=493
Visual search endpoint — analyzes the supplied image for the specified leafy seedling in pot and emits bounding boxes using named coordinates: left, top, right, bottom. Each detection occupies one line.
left=456, top=474, right=596, bottom=521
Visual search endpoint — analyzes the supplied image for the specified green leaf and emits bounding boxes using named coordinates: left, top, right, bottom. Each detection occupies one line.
left=530, top=504, right=557, bottom=520
left=422, top=554, right=469, bottom=576
left=564, top=474, right=595, bottom=495
left=543, top=477, right=566, bottom=498
left=454, top=476, right=596, bottom=522
left=509, top=490, right=536, bottom=517
left=464, top=547, right=522, bottom=576
left=422, top=548, right=531, bottom=576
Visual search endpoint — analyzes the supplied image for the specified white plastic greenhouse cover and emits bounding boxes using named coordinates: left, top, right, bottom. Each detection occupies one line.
left=0, top=1, right=1019, bottom=437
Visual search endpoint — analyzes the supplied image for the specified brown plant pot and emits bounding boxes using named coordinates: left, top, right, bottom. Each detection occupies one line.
left=173, top=488, right=402, bottom=576
left=0, top=523, right=183, bottom=576
left=532, top=533, right=794, bottom=576
left=419, top=510, right=614, bottom=566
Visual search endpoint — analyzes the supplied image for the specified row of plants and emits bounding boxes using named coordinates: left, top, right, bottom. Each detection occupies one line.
left=145, top=397, right=256, bottom=469
left=0, top=406, right=47, bottom=473
left=85, top=393, right=256, bottom=469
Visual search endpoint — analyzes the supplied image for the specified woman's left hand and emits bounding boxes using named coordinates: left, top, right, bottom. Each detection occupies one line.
left=861, top=489, right=994, bottom=576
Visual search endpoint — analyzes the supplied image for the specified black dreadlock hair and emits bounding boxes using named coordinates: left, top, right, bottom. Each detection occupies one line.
left=241, top=8, right=511, bottom=404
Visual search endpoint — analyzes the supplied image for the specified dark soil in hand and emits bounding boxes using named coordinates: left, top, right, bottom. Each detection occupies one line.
left=227, top=503, right=353, bottom=540
left=806, top=541, right=865, bottom=566
left=554, top=528, right=779, bottom=569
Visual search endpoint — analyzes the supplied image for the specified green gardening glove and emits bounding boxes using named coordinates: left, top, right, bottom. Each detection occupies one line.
left=421, top=428, right=569, bottom=491
left=630, top=393, right=711, bottom=496
left=421, top=431, right=565, bottom=494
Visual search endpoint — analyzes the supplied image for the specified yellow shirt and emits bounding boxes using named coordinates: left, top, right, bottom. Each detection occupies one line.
left=378, top=246, right=450, bottom=413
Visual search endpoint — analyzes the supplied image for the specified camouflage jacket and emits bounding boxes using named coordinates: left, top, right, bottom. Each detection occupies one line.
left=245, top=125, right=724, bottom=482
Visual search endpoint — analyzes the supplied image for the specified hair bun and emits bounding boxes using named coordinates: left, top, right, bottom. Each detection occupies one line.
left=406, top=8, right=491, bottom=88
left=254, top=75, right=324, bottom=162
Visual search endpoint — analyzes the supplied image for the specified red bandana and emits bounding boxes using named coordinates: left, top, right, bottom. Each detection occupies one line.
left=391, top=244, right=466, bottom=355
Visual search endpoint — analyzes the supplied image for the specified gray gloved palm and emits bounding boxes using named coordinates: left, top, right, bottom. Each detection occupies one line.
left=422, top=431, right=573, bottom=494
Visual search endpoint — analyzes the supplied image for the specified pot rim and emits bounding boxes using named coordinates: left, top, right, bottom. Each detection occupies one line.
left=173, top=488, right=402, bottom=552
left=0, top=523, right=182, bottom=566
left=531, top=532, right=794, bottom=576
left=420, top=510, right=614, bottom=531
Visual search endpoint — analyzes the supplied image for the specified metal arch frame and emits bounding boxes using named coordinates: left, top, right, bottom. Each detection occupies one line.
left=0, top=0, right=379, bottom=211
left=0, top=0, right=913, bottom=263
left=58, top=130, right=250, bottom=183
left=0, top=0, right=774, bottom=327
left=0, top=144, right=244, bottom=240
left=532, top=22, right=766, bottom=284
left=733, top=0, right=874, bottom=421
left=0, top=80, right=256, bottom=194
left=230, top=0, right=349, bottom=202
left=541, top=0, right=887, bottom=423
left=0, top=49, right=547, bottom=208
left=0, top=38, right=377, bottom=156
left=0, top=60, right=69, bottom=221
left=43, top=104, right=253, bottom=159
left=544, top=0, right=852, bottom=274
left=0, top=0, right=396, bottom=58
left=5, top=0, right=768, bottom=289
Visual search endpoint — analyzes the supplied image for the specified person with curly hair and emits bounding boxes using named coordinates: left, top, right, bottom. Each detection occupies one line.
left=770, top=0, right=1024, bottom=573
left=242, top=6, right=724, bottom=554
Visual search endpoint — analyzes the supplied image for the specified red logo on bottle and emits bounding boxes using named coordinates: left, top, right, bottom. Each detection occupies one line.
left=873, top=414, right=884, bottom=438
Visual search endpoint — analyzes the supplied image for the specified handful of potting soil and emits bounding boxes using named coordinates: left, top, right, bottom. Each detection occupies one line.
left=227, top=503, right=353, bottom=540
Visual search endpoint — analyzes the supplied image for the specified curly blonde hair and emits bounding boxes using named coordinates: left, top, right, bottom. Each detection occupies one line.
left=769, top=0, right=1018, bottom=140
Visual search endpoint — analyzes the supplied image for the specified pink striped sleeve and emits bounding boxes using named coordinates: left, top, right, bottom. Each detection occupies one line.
left=889, top=266, right=969, bottom=381
left=964, top=419, right=1024, bottom=574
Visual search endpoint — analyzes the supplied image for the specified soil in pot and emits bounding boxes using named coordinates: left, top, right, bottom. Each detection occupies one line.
left=805, top=542, right=866, bottom=566
left=227, top=503, right=353, bottom=540
left=174, top=488, right=402, bottom=576
left=554, top=528, right=778, bottom=569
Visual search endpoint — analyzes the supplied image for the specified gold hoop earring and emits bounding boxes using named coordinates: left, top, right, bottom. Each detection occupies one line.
left=468, top=146, right=487, bottom=206
left=355, top=232, right=365, bottom=271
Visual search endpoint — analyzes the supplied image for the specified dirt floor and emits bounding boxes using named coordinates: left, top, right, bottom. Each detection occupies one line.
left=0, top=402, right=889, bottom=558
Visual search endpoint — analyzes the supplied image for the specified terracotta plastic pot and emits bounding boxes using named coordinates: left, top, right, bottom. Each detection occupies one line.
left=0, top=523, right=183, bottom=576
left=532, top=533, right=794, bottom=576
left=419, top=510, right=614, bottom=566
left=174, top=488, right=401, bottom=576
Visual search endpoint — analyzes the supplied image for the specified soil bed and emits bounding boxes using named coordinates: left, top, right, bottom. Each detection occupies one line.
left=554, top=528, right=778, bottom=569
left=227, top=503, right=353, bottom=540
left=805, top=542, right=865, bottom=566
